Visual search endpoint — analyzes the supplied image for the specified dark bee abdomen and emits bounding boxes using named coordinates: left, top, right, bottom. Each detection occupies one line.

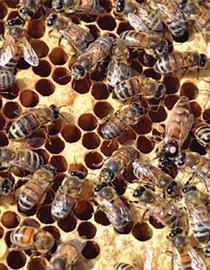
left=3, top=54, right=20, bottom=71
left=194, top=124, right=210, bottom=147
left=0, top=70, right=16, bottom=90
left=101, top=117, right=126, bottom=139
left=19, top=181, right=45, bottom=211
left=113, top=78, right=139, bottom=100
left=115, top=263, right=136, bottom=270
left=9, top=113, right=40, bottom=140
left=193, top=222, right=209, bottom=243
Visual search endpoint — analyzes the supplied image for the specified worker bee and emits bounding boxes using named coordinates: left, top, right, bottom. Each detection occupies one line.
left=18, top=0, right=46, bottom=21
left=47, top=240, right=84, bottom=270
left=177, top=0, right=210, bottom=38
left=0, top=70, right=16, bottom=90
left=93, top=182, right=133, bottom=233
left=132, top=159, right=182, bottom=198
left=11, top=225, right=55, bottom=254
left=51, top=0, right=105, bottom=16
left=72, top=35, right=114, bottom=80
left=0, top=176, right=14, bottom=196
left=51, top=170, right=86, bottom=220
left=0, top=146, right=43, bottom=173
left=182, top=184, right=210, bottom=255
left=114, top=263, right=138, bottom=270
left=18, top=165, right=56, bottom=212
left=175, top=151, right=210, bottom=189
left=191, top=118, right=210, bottom=148
left=106, top=41, right=136, bottom=88
left=133, top=184, right=180, bottom=228
left=158, top=96, right=194, bottom=166
left=98, top=145, right=138, bottom=183
left=152, top=0, right=187, bottom=38
left=112, top=75, right=166, bottom=100
left=119, top=30, right=169, bottom=57
left=101, top=101, right=145, bottom=140
left=115, top=0, right=164, bottom=33
left=8, top=104, right=64, bottom=141
left=168, top=227, right=207, bottom=269
left=154, top=51, right=208, bottom=73
left=0, top=17, right=39, bottom=71
left=46, top=13, right=94, bottom=54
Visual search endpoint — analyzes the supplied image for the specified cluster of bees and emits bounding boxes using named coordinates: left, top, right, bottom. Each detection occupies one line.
left=0, top=0, right=210, bottom=269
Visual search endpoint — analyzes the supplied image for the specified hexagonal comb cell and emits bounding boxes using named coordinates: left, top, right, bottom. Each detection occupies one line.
left=0, top=1, right=209, bottom=270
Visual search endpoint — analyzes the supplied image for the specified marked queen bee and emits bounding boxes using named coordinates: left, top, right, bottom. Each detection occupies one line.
left=93, top=182, right=133, bottom=233
left=47, top=240, right=84, bottom=270
left=46, top=13, right=94, bottom=54
left=154, top=51, right=208, bottom=73
left=132, top=184, right=180, bottom=228
left=0, top=146, right=44, bottom=173
left=98, top=145, right=138, bottom=183
left=132, top=159, right=182, bottom=198
left=51, top=0, right=106, bottom=16
left=182, top=184, right=210, bottom=257
left=158, top=96, right=194, bottom=166
left=72, top=35, right=114, bottom=80
left=11, top=225, right=55, bottom=254
left=101, top=101, right=145, bottom=140
left=18, top=165, right=56, bottom=212
left=168, top=227, right=207, bottom=270
left=51, top=170, right=86, bottom=220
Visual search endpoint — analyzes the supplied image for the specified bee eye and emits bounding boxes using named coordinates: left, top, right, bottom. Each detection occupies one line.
left=200, top=54, right=207, bottom=68
left=73, top=65, right=85, bottom=77
left=155, top=84, right=165, bottom=99
left=133, top=187, right=145, bottom=197
left=94, top=182, right=107, bottom=192
left=116, top=0, right=125, bottom=12
left=109, top=172, right=115, bottom=180
left=167, top=181, right=177, bottom=195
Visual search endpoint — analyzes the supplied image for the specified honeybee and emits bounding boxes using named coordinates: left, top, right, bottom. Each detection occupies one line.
left=0, top=17, right=39, bottom=71
left=93, top=182, right=133, bottom=233
left=0, top=146, right=43, bottom=173
left=101, top=101, right=145, bottom=140
left=114, top=263, right=138, bottom=270
left=151, top=0, right=187, bottom=38
left=154, top=51, right=208, bottom=73
left=8, top=104, right=63, bottom=141
left=18, top=0, right=46, bottom=21
left=112, top=75, right=166, bottom=100
left=0, top=70, right=16, bottom=90
left=115, top=0, right=164, bottom=33
left=132, top=184, right=180, bottom=228
left=46, top=13, right=94, bottom=54
left=177, top=0, right=210, bottom=38
left=168, top=227, right=207, bottom=270
left=0, top=176, right=14, bottom=196
left=119, top=30, right=169, bottom=57
left=72, top=35, right=114, bottom=80
left=47, top=240, right=84, bottom=270
left=132, top=159, right=182, bottom=198
left=106, top=41, right=136, bottom=88
left=182, top=184, right=210, bottom=255
left=51, top=0, right=105, bottom=16
left=98, top=145, right=138, bottom=183
left=51, top=170, right=86, bottom=220
left=191, top=118, right=210, bottom=148
left=158, top=96, right=194, bottom=166
left=175, top=151, right=210, bottom=189
left=11, top=225, right=55, bottom=254
left=18, top=165, right=56, bottom=212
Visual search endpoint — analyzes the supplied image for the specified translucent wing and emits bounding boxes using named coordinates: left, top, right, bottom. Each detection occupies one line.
left=187, top=203, right=210, bottom=229
left=0, top=35, right=16, bottom=66
left=51, top=193, right=76, bottom=219
left=189, top=246, right=207, bottom=270
left=179, top=113, right=194, bottom=149
left=22, top=37, right=39, bottom=66
left=128, top=12, right=149, bottom=32
left=143, top=248, right=154, bottom=270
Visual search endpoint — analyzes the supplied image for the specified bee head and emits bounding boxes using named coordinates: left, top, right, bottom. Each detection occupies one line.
left=51, top=258, right=66, bottom=270
left=49, top=104, right=60, bottom=119
left=46, top=13, right=57, bottom=27
left=70, top=170, right=85, bottom=179
left=1, top=178, right=13, bottom=194
left=72, top=64, right=86, bottom=80
left=182, top=184, right=196, bottom=194
left=159, top=155, right=174, bottom=167
left=167, top=181, right=178, bottom=196
left=175, top=152, right=186, bottom=167
left=133, top=186, right=145, bottom=198
left=52, top=0, right=64, bottom=10
left=131, top=102, right=145, bottom=115
left=115, top=0, right=125, bottom=13
left=0, top=148, right=14, bottom=162
left=163, top=140, right=179, bottom=158
left=169, top=227, right=183, bottom=238
left=94, top=182, right=108, bottom=193
left=156, top=40, right=168, bottom=55
left=19, top=7, right=34, bottom=19
left=199, top=54, right=207, bottom=68
left=154, top=83, right=166, bottom=99
left=7, top=17, right=23, bottom=27
left=100, top=168, right=115, bottom=182
left=34, top=230, right=55, bottom=254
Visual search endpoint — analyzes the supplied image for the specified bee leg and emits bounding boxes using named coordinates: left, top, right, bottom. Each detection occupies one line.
left=39, top=4, right=47, bottom=17
left=58, top=35, right=64, bottom=46
left=140, top=209, right=149, bottom=223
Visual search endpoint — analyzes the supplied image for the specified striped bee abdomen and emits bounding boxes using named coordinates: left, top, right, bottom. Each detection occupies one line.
left=11, top=226, right=37, bottom=249
left=193, top=222, right=209, bottom=243
left=0, top=69, right=16, bottom=90
left=101, top=117, right=126, bottom=139
left=16, top=150, right=44, bottom=172
left=115, top=262, right=137, bottom=270
left=193, top=121, right=210, bottom=148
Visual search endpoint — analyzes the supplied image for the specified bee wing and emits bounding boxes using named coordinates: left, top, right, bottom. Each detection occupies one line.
left=189, top=247, right=207, bottom=270
left=178, top=113, right=194, bottom=149
left=21, top=37, right=39, bottom=66
left=26, top=136, right=46, bottom=149
left=188, top=203, right=210, bottom=229
left=0, top=36, right=16, bottom=66
left=128, top=12, right=150, bottom=32
left=143, top=248, right=154, bottom=270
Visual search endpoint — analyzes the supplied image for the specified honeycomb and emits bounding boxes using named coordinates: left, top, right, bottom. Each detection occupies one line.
left=0, top=0, right=209, bottom=269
